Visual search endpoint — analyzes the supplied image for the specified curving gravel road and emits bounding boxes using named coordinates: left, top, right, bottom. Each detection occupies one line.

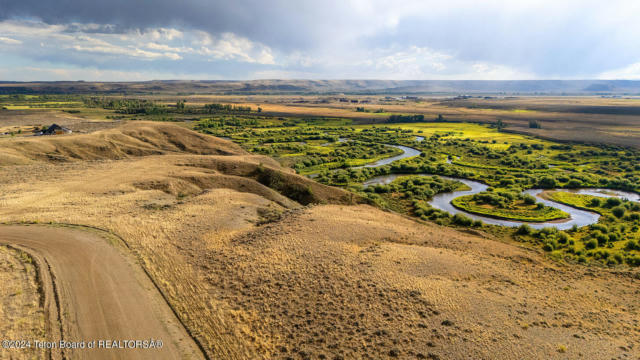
left=0, top=225, right=204, bottom=360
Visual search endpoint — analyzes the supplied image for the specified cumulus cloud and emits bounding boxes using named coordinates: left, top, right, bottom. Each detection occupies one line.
left=0, top=0, right=639, bottom=80
left=0, top=19, right=275, bottom=66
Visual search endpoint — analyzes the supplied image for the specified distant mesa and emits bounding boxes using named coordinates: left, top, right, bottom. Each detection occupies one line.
left=2, top=79, right=640, bottom=95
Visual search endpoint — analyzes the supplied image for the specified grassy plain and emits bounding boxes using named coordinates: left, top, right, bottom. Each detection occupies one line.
left=0, top=245, right=46, bottom=360
left=1, top=93, right=640, bottom=358
left=539, top=191, right=640, bottom=265
left=0, top=122, right=637, bottom=359
left=451, top=194, right=569, bottom=222
left=2, top=95, right=639, bottom=266
left=118, top=93, right=640, bottom=148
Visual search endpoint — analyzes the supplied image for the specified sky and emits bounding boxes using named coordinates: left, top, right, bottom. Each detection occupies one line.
left=1, top=0, right=640, bottom=81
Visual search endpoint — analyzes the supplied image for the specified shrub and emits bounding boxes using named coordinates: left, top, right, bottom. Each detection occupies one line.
left=625, top=240, right=640, bottom=251
left=538, top=227, right=557, bottom=236
left=557, top=232, right=570, bottom=244
left=585, top=239, right=598, bottom=249
left=626, top=255, right=640, bottom=266
left=516, top=224, right=532, bottom=235
left=589, top=198, right=601, bottom=207
left=591, top=224, right=608, bottom=233
left=626, top=213, right=640, bottom=221
left=538, top=176, right=557, bottom=189
left=613, top=253, right=624, bottom=264
left=606, top=197, right=622, bottom=207
left=523, top=194, right=536, bottom=205
left=596, top=233, right=609, bottom=246
left=612, top=206, right=626, bottom=218
left=567, top=179, right=583, bottom=188
left=452, top=213, right=473, bottom=226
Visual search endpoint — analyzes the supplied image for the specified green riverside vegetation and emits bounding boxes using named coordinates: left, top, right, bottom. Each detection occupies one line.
left=451, top=191, right=569, bottom=222
left=3, top=95, right=639, bottom=267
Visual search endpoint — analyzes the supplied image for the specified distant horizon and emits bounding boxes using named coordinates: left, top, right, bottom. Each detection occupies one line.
left=3, top=79, right=640, bottom=83
left=4, top=79, right=640, bottom=95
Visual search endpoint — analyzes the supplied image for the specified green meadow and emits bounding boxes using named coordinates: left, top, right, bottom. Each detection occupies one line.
left=3, top=95, right=639, bottom=266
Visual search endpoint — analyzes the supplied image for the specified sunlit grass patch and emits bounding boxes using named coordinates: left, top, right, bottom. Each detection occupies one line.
left=452, top=193, right=569, bottom=222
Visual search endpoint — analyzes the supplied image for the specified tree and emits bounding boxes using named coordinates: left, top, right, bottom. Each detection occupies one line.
left=496, top=119, right=506, bottom=130
left=529, top=120, right=542, bottom=129
left=387, top=114, right=425, bottom=123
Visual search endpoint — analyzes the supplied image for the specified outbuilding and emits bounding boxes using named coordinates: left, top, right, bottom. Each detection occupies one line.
left=41, top=124, right=72, bottom=135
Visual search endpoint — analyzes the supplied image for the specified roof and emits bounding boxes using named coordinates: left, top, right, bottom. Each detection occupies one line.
left=42, top=123, right=72, bottom=135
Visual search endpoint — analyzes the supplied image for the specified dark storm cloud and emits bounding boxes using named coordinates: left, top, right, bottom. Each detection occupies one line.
left=0, top=0, right=340, bottom=51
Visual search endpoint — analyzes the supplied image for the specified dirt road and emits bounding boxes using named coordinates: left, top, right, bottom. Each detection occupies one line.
left=0, top=225, right=204, bottom=360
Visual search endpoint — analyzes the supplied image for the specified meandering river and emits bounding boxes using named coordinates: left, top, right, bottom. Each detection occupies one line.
left=308, top=139, right=638, bottom=229
left=356, top=145, right=421, bottom=168
left=363, top=172, right=640, bottom=229
left=356, top=144, right=638, bottom=229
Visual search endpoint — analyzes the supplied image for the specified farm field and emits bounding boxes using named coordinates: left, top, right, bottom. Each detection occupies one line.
left=120, top=92, right=640, bottom=149
left=2, top=94, right=640, bottom=265
left=5, top=88, right=640, bottom=147
left=0, top=92, right=639, bottom=359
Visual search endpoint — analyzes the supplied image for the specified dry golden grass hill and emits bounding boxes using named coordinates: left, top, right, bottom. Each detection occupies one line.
left=0, top=121, right=638, bottom=359
left=0, top=121, right=247, bottom=165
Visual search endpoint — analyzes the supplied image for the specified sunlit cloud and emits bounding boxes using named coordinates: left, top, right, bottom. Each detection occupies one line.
left=598, top=62, right=640, bottom=80
left=0, top=36, right=22, bottom=44
left=0, top=19, right=276, bottom=68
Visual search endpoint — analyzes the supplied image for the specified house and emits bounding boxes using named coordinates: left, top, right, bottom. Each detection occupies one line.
left=41, top=124, right=72, bottom=135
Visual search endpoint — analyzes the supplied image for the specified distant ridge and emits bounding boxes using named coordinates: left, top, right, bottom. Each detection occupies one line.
left=2, top=80, right=640, bottom=95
